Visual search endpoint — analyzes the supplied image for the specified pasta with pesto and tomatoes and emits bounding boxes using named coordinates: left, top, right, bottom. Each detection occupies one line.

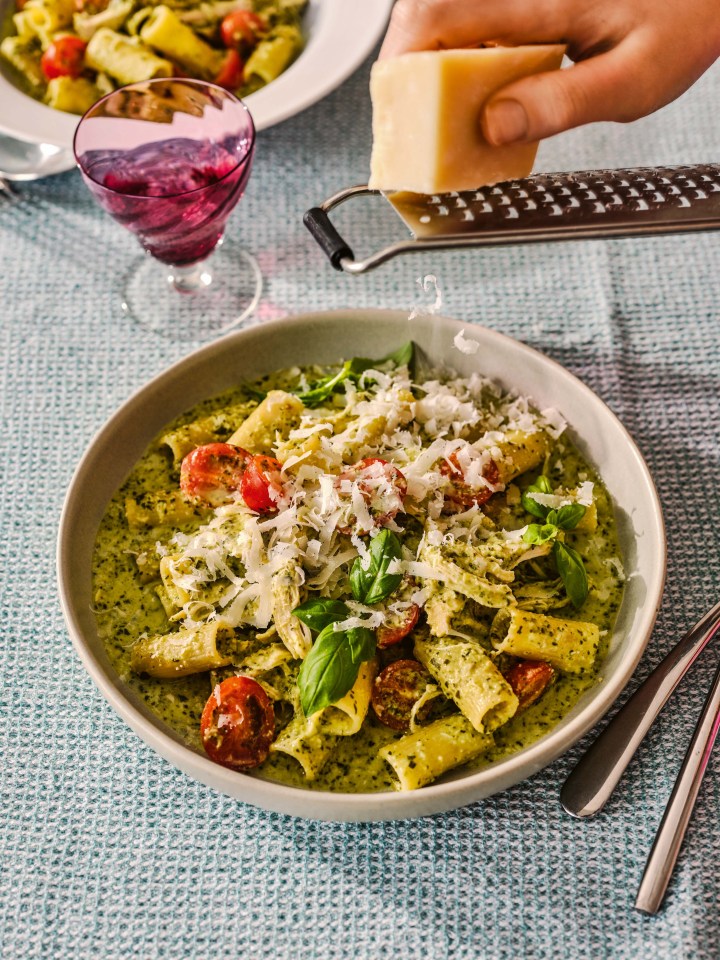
left=91, top=342, right=626, bottom=792
left=0, top=0, right=306, bottom=114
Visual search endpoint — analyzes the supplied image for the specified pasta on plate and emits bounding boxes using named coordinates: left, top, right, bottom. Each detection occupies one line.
left=92, top=343, right=625, bottom=792
left=0, top=0, right=305, bottom=114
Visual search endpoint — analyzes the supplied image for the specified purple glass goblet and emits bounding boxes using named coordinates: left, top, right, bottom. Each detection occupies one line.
left=74, top=79, right=261, bottom=340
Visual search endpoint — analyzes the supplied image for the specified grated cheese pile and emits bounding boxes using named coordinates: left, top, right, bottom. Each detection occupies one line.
left=158, top=360, right=577, bottom=638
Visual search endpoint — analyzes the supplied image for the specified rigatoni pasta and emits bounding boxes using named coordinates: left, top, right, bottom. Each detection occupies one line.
left=92, top=342, right=625, bottom=793
left=491, top=608, right=600, bottom=674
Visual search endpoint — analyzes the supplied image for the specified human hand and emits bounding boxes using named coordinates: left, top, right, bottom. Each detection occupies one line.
left=380, top=0, right=720, bottom=145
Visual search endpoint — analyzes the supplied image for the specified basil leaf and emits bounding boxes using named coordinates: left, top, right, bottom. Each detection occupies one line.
left=292, top=598, right=350, bottom=633
left=346, top=626, right=376, bottom=664
left=381, top=341, right=414, bottom=369
left=554, top=540, right=589, bottom=608
left=350, top=529, right=403, bottom=605
left=297, top=360, right=354, bottom=407
left=348, top=342, right=415, bottom=377
left=522, top=523, right=558, bottom=545
left=298, top=623, right=376, bottom=716
left=554, top=503, right=587, bottom=531
left=294, top=343, right=415, bottom=408
left=521, top=475, right=554, bottom=519
left=298, top=625, right=358, bottom=716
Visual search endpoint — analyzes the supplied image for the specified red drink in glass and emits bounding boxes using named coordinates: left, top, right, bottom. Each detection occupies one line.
left=74, top=79, right=260, bottom=340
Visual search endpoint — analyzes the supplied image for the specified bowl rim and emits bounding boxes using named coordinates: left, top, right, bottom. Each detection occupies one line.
left=0, top=0, right=394, bottom=148
left=57, top=308, right=667, bottom=820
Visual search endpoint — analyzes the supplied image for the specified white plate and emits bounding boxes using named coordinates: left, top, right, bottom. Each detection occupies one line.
left=57, top=309, right=666, bottom=822
left=0, top=0, right=393, bottom=154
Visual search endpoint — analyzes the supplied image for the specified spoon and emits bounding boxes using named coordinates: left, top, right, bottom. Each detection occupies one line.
left=0, top=133, right=75, bottom=181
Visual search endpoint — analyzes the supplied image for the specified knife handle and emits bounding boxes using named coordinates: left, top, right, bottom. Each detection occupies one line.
left=560, top=598, right=720, bottom=818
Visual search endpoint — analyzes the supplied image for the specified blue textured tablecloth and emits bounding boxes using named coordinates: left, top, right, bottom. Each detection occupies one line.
left=2, top=44, right=720, bottom=960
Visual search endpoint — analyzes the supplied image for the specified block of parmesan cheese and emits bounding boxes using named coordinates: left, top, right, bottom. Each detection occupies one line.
left=369, top=46, right=565, bottom=194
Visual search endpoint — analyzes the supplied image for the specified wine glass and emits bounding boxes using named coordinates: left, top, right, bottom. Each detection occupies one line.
left=74, top=78, right=261, bottom=341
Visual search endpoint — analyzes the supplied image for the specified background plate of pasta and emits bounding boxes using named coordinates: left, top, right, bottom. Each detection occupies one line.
left=57, top=310, right=666, bottom=822
left=0, top=0, right=393, bottom=149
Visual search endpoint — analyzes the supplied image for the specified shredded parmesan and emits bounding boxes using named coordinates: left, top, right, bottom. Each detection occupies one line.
left=453, top=329, right=480, bottom=355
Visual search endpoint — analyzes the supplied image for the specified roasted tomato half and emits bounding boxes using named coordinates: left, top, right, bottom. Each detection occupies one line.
left=200, top=676, right=275, bottom=770
left=376, top=603, right=420, bottom=649
left=441, top=453, right=500, bottom=511
left=504, top=659, right=555, bottom=712
left=371, top=659, right=434, bottom=732
left=180, top=442, right=249, bottom=506
left=240, top=454, right=286, bottom=513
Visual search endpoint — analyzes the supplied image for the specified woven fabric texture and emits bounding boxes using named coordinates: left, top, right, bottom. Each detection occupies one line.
left=1, top=46, right=720, bottom=960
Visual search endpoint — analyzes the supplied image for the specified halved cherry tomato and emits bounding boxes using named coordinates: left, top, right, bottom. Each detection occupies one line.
left=504, top=659, right=555, bottom=712
left=336, top=457, right=407, bottom=534
left=441, top=453, right=500, bottom=511
left=214, top=48, right=243, bottom=90
left=377, top=603, right=420, bottom=649
left=200, top=676, right=275, bottom=770
left=180, top=442, right=249, bottom=507
left=40, top=36, right=87, bottom=80
left=240, top=454, right=286, bottom=513
left=220, top=9, right=266, bottom=48
left=371, top=659, right=433, bottom=731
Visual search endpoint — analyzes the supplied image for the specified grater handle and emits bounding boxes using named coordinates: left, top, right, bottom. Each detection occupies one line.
left=303, top=207, right=354, bottom=271
left=305, top=164, right=720, bottom=273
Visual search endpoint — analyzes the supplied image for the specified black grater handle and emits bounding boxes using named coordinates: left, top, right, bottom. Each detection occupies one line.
left=303, top=207, right=354, bottom=270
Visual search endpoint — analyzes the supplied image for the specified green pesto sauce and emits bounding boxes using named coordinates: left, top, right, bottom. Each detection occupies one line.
left=92, top=370, right=625, bottom=794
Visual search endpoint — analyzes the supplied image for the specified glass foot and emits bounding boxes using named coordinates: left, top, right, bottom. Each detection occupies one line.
left=121, top=240, right=262, bottom=341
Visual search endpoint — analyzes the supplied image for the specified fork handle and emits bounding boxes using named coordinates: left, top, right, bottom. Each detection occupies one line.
left=560, top=598, right=720, bottom=818
left=635, top=659, right=720, bottom=914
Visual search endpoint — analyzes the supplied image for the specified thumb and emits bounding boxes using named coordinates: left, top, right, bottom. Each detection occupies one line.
left=482, top=42, right=656, bottom=145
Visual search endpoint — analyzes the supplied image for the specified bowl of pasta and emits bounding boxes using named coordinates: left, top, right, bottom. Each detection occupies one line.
left=0, top=0, right=393, bottom=151
left=57, top=309, right=665, bottom=821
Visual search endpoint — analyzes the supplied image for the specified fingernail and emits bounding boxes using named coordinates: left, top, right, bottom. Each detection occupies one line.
left=484, top=99, right=529, bottom=145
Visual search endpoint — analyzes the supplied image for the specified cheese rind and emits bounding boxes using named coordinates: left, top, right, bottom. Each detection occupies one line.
left=369, top=46, right=566, bottom=194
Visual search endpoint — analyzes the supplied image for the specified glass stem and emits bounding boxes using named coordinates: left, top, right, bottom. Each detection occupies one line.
left=169, top=260, right=211, bottom=294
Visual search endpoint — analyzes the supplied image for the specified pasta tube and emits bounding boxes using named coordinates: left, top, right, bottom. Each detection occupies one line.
left=13, top=0, right=74, bottom=46
left=319, top=660, right=377, bottom=735
left=140, top=5, right=224, bottom=79
left=0, top=36, right=44, bottom=90
left=493, top=430, right=550, bottom=484
left=244, top=32, right=298, bottom=85
left=160, top=400, right=257, bottom=462
left=419, top=543, right=514, bottom=608
left=228, top=390, right=305, bottom=455
left=271, top=560, right=312, bottom=660
left=380, top=714, right=494, bottom=791
left=491, top=608, right=600, bottom=673
left=85, top=29, right=173, bottom=85
left=130, top=622, right=233, bottom=678
left=45, top=76, right=100, bottom=114
left=270, top=712, right=339, bottom=780
left=73, top=0, right=135, bottom=41
left=415, top=634, right=518, bottom=733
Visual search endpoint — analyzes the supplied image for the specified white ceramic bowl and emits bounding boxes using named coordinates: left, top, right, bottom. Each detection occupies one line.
left=57, top=310, right=666, bottom=821
left=0, top=0, right=393, bottom=149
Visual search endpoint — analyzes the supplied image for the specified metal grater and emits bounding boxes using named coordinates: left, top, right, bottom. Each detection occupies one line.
left=303, top=163, right=720, bottom=273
